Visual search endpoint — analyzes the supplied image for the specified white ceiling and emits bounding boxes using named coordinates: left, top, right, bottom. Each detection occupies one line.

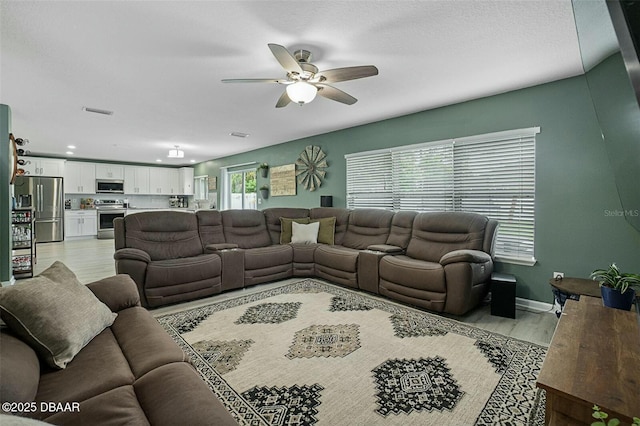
left=0, top=1, right=612, bottom=166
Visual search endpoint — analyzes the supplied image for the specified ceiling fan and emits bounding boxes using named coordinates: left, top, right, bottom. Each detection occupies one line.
left=222, top=43, right=378, bottom=108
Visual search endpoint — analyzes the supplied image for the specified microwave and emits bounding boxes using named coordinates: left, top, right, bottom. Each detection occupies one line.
left=96, top=179, right=124, bottom=194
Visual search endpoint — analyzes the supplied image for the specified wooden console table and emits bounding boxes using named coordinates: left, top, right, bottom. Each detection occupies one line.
left=536, top=296, right=640, bottom=425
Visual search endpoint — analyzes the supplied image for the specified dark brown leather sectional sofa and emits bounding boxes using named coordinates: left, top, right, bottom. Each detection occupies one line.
left=0, top=274, right=237, bottom=426
left=115, top=207, right=498, bottom=316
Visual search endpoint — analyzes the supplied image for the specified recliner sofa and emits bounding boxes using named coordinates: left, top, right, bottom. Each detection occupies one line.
left=115, top=207, right=498, bottom=315
left=113, top=211, right=222, bottom=308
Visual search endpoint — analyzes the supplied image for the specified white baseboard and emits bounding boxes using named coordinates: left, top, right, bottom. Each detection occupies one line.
left=1, top=276, right=17, bottom=287
left=516, top=297, right=556, bottom=313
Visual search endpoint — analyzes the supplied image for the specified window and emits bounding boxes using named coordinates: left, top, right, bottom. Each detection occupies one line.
left=194, top=175, right=209, bottom=201
left=345, top=127, right=538, bottom=265
left=221, top=167, right=257, bottom=210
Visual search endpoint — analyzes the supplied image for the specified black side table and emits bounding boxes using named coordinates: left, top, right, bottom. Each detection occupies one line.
left=491, top=273, right=516, bottom=318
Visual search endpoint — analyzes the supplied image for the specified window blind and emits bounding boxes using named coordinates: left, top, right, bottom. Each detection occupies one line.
left=453, top=133, right=536, bottom=264
left=346, top=150, right=393, bottom=209
left=345, top=127, right=539, bottom=265
left=391, top=142, right=454, bottom=212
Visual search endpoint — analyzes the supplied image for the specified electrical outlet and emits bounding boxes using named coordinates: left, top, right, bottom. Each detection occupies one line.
left=553, top=271, right=564, bottom=280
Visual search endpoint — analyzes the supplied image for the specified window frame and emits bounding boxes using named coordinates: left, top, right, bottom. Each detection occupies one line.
left=220, top=164, right=258, bottom=211
left=345, top=127, right=539, bottom=265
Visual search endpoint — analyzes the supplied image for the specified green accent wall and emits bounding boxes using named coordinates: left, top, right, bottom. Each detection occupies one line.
left=197, top=58, right=640, bottom=304
left=1, top=105, right=12, bottom=283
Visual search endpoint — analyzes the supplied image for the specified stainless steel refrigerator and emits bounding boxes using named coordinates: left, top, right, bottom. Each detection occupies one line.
left=14, top=176, right=64, bottom=242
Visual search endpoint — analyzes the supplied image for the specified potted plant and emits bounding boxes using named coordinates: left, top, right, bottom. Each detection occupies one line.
left=591, top=404, right=640, bottom=426
left=590, top=263, right=640, bottom=311
left=258, top=163, right=269, bottom=178
left=259, top=185, right=269, bottom=199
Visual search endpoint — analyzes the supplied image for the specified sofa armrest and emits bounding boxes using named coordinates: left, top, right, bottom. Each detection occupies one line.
left=440, top=249, right=491, bottom=266
left=366, top=244, right=404, bottom=254
left=86, top=274, right=141, bottom=312
left=114, top=248, right=151, bottom=263
left=204, top=243, right=239, bottom=253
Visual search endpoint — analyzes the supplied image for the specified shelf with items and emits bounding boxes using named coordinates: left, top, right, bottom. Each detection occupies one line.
left=11, top=209, right=36, bottom=279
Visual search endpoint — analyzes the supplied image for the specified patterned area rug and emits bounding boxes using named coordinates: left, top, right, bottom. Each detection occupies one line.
left=157, top=279, right=547, bottom=425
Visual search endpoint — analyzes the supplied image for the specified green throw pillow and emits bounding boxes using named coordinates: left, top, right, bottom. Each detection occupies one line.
left=280, top=217, right=311, bottom=244
left=0, top=261, right=117, bottom=369
left=311, top=216, right=336, bottom=245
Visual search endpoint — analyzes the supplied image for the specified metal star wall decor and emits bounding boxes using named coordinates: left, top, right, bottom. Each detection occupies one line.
left=295, top=145, right=328, bottom=191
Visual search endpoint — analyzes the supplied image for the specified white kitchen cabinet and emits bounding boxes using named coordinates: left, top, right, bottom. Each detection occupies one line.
left=148, top=167, right=180, bottom=195
left=179, top=167, right=194, bottom=195
left=148, top=167, right=168, bottom=194
left=21, top=158, right=65, bottom=177
left=64, top=210, right=97, bottom=238
left=64, top=162, right=96, bottom=194
left=124, top=166, right=150, bottom=194
left=95, top=164, right=124, bottom=180
left=167, top=168, right=180, bottom=194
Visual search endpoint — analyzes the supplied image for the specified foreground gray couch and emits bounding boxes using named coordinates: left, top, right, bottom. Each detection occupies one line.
left=0, top=274, right=237, bottom=426
left=115, top=207, right=498, bottom=315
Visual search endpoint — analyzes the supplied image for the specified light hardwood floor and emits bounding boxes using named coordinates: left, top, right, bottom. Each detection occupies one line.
left=33, top=238, right=558, bottom=346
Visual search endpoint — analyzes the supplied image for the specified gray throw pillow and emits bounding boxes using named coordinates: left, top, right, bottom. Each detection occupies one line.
left=0, top=261, right=117, bottom=369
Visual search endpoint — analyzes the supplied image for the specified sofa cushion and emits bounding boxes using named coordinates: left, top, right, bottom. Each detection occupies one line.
left=379, top=255, right=446, bottom=292
left=42, top=385, right=149, bottom=426
left=385, top=210, right=418, bottom=248
left=134, top=363, right=238, bottom=426
left=144, top=254, right=221, bottom=289
left=310, top=217, right=336, bottom=245
left=0, top=261, right=117, bottom=369
left=406, top=212, right=488, bottom=262
left=221, top=209, right=272, bottom=248
left=341, top=209, right=394, bottom=249
left=35, top=328, right=135, bottom=417
left=263, top=208, right=310, bottom=244
left=109, top=307, right=187, bottom=379
left=291, top=221, right=319, bottom=244
left=244, top=245, right=293, bottom=270
left=123, top=211, right=203, bottom=261
left=196, top=210, right=226, bottom=247
left=280, top=217, right=311, bottom=244
left=310, top=208, right=349, bottom=245
left=314, top=245, right=360, bottom=273
left=0, top=330, right=40, bottom=404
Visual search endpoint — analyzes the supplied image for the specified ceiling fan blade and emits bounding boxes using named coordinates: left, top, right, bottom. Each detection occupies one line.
left=275, top=91, right=291, bottom=108
left=317, top=65, right=379, bottom=83
left=221, top=78, right=283, bottom=83
left=316, top=84, right=357, bottom=105
left=268, top=43, right=304, bottom=74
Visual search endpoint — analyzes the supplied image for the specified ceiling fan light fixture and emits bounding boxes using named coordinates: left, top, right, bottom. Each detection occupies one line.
left=286, top=81, right=317, bottom=104
left=167, top=145, right=184, bottom=158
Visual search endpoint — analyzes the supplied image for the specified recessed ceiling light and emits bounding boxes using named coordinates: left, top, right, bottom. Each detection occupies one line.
left=66, top=151, right=74, bottom=155
left=230, top=131, right=250, bottom=138
left=82, top=106, right=114, bottom=116
left=156, top=159, right=162, bottom=162
left=67, top=145, right=76, bottom=149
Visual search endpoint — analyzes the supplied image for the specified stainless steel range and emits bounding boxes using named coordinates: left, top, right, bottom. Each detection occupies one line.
left=95, top=199, right=126, bottom=239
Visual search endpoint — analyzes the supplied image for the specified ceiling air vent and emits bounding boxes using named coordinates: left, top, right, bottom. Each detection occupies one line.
left=230, top=132, right=250, bottom=138
left=82, top=106, right=114, bottom=116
